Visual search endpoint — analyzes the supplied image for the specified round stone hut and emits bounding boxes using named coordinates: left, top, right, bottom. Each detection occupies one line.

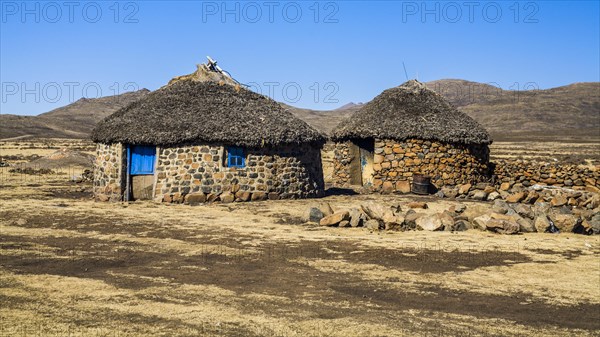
left=91, top=80, right=325, bottom=203
left=330, top=80, right=492, bottom=192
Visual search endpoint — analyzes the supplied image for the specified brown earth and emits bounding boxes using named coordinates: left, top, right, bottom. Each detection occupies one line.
left=1, top=151, right=599, bottom=336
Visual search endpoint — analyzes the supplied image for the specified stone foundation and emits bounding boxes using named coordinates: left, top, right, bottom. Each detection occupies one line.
left=332, top=138, right=490, bottom=191
left=93, top=143, right=125, bottom=201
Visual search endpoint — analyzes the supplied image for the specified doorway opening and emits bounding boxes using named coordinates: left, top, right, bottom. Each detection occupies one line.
left=348, top=138, right=374, bottom=186
left=127, top=145, right=156, bottom=200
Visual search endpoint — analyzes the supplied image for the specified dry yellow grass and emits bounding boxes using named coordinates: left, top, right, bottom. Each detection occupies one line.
left=1, top=139, right=599, bottom=336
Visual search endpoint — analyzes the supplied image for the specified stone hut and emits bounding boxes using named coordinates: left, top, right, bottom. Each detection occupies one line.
left=330, top=80, right=492, bottom=192
left=91, top=74, right=325, bottom=203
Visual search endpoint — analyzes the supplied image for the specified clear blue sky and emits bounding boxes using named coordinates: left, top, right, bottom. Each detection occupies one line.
left=1, top=0, right=599, bottom=115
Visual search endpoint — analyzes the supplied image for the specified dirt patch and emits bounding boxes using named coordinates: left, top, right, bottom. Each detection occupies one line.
left=2, top=231, right=598, bottom=332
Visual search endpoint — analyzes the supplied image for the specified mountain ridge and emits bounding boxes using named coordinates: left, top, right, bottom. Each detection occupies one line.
left=1, top=80, right=598, bottom=142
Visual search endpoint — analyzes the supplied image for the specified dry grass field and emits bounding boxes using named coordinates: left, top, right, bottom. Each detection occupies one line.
left=1, top=139, right=599, bottom=337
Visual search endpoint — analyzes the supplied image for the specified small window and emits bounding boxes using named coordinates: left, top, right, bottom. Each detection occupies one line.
left=226, top=146, right=246, bottom=168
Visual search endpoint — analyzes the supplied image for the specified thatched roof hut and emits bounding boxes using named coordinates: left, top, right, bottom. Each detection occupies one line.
left=91, top=80, right=325, bottom=147
left=331, top=80, right=491, bottom=145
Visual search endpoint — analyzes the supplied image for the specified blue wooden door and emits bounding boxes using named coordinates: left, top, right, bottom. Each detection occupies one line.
left=129, top=145, right=156, bottom=175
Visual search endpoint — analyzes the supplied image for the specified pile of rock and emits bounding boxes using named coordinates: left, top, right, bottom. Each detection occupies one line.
left=493, top=160, right=599, bottom=189
left=305, top=199, right=600, bottom=235
left=437, top=182, right=599, bottom=210
left=306, top=201, right=466, bottom=232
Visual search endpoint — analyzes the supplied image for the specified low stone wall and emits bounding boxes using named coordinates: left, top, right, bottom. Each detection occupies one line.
left=155, top=143, right=324, bottom=203
left=332, top=138, right=490, bottom=191
left=492, top=160, right=599, bottom=190
left=93, top=143, right=124, bottom=201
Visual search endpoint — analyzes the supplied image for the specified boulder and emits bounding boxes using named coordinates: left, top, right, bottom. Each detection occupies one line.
left=506, top=192, right=526, bottom=203
left=185, top=192, right=206, bottom=205
left=487, top=192, right=501, bottom=201
left=516, top=217, right=536, bottom=232
left=582, top=195, right=600, bottom=209
left=534, top=215, right=551, bottom=233
left=548, top=213, right=579, bottom=232
left=463, top=204, right=490, bottom=222
left=483, top=185, right=496, bottom=194
left=382, top=210, right=403, bottom=227
left=364, top=219, right=382, bottom=231
left=500, top=182, right=511, bottom=191
left=532, top=202, right=551, bottom=217
left=220, top=192, right=235, bottom=203
left=268, top=192, right=280, bottom=200
left=361, top=202, right=391, bottom=221
left=441, top=186, right=459, bottom=199
left=589, top=213, right=600, bottom=234
left=338, top=220, right=351, bottom=228
left=492, top=199, right=510, bottom=214
left=453, top=220, right=472, bottom=231
left=473, top=214, right=492, bottom=231
left=206, top=193, right=221, bottom=203
left=404, top=210, right=423, bottom=229
left=306, top=207, right=325, bottom=223
left=471, top=190, right=488, bottom=201
left=523, top=191, right=540, bottom=204
left=458, top=183, right=472, bottom=195
left=485, top=219, right=520, bottom=234
left=251, top=192, right=267, bottom=201
left=235, top=191, right=251, bottom=202
left=512, top=204, right=534, bottom=219
left=319, top=210, right=350, bottom=226
left=585, top=185, right=600, bottom=193
left=384, top=214, right=405, bottom=231
left=551, top=195, right=568, bottom=207
left=416, top=214, right=444, bottom=231
left=439, top=211, right=455, bottom=230
left=349, top=208, right=367, bottom=227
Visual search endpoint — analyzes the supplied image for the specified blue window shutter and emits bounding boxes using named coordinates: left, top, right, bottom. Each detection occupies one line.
left=130, top=146, right=156, bottom=175
left=227, top=146, right=245, bottom=168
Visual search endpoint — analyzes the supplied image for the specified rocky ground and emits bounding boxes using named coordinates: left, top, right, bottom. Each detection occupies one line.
left=1, top=139, right=599, bottom=336
left=1, top=167, right=600, bottom=336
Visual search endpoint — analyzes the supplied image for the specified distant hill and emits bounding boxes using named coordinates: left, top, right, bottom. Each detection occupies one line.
left=288, top=80, right=599, bottom=141
left=283, top=102, right=363, bottom=134
left=425, top=80, right=600, bottom=141
left=1, top=80, right=598, bottom=142
left=0, top=89, right=149, bottom=140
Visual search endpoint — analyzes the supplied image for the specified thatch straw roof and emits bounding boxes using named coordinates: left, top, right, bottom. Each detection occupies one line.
left=331, top=80, right=491, bottom=145
left=91, top=80, right=325, bottom=147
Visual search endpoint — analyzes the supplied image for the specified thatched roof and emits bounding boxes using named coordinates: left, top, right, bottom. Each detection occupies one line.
left=91, top=80, right=325, bottom=147
left=331, top=80, right=491, bottom=145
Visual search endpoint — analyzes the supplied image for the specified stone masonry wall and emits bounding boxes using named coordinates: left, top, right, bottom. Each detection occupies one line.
left=492, top=160, right=600, bottom=190
left=155, top=143, right=324, bottom=203
left=332, top=138, right=490, bottom=191
left=331, top=142, right=353, bottom=186
left=93, top=143, right=125, bottom=201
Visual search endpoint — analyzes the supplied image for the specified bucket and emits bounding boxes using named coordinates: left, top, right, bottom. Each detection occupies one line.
left=411, top=174, right=431, bottom=195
